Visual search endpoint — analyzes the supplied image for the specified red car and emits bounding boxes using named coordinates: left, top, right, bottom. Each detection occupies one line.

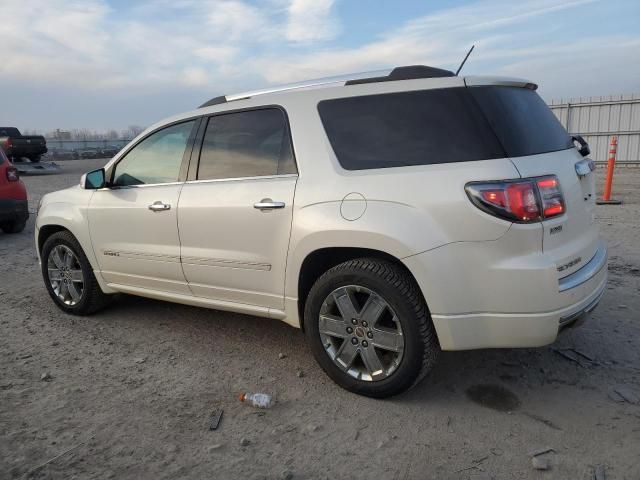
left=0, top=149, right=28, bottom=233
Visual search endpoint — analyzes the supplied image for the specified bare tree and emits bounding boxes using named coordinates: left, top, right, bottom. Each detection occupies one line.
left=106, top=129, right=120, bottom=140
left=70, top=128, right=94, bottom=140
left=122, top=125, right=145, bottom=139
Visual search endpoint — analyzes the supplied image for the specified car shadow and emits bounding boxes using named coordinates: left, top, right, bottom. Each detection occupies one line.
left=98, top=293, right=623, bottom=414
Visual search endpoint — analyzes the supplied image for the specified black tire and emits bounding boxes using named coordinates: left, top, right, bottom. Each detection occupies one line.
left=1, top=220, right=26, bottom=233
left=41, top=231, right=111, bottom=315
left=29, top=155, right=41, bottom=163
left=304, top=258, right=439, bottom=398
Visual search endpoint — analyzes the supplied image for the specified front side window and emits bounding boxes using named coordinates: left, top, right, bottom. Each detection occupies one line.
left=113, top=121, right=195, bottom=186
left=197, top=108, right=296, bottom=181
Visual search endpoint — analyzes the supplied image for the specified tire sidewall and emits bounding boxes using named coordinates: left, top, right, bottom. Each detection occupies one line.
left=304, top=263, right=426, bottom=397
left=41, top=233, right=94, bottom=314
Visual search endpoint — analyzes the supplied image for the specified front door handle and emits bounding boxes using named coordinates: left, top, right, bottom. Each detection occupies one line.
left=148, top=201, right=171, bottom=212
left=254, top=199, right=285, bottom=211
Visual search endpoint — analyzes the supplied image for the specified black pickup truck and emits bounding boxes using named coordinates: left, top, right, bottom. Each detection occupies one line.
left=0, top=127, right=47, bottom=162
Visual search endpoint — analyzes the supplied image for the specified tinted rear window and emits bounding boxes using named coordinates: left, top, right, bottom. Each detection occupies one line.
left=318, top=88, right=505, bottom=170
left=470, top=86, right=572, bottom=157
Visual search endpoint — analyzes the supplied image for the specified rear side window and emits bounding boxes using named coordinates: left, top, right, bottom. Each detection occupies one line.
left=197, top=108, right=296, bottom=180
left=470, top=86, right=572, bottom=157
left=318, top=88, right=505, bottom=170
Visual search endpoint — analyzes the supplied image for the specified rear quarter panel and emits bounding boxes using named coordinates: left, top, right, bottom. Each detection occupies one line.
left=509, top=148, right=600, bottom=279
left=281, top=87, right=522, bottom=302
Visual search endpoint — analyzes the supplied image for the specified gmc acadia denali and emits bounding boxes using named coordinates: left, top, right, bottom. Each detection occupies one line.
left=35, top=66, right=607, bottom=397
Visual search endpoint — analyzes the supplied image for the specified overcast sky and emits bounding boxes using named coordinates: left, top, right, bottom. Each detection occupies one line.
left=1, top=0, right=639, bottom=132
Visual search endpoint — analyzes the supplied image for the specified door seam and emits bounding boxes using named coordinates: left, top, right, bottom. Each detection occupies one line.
left=175, top=181, right=196, bottom=296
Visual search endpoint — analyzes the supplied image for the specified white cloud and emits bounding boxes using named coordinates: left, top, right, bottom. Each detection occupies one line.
left=206, top=0, right=273, bottom=41
left=286, top=0, right=339, bottom=42
left=182, top=67, right=210, bottom=86
left=1, top=0, right=638, bottom=130
left=194, top=46, right=239, bottom=63
left=257, top=0, right=601, bottom=83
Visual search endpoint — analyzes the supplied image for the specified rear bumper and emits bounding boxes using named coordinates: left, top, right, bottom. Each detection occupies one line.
left=404, top=237, right=608, bottom=351
left=0, top=198, right=28, bottom=224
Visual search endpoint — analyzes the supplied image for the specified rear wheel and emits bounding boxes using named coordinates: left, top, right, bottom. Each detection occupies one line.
left=41, top=231, right=111, bottom=315
left=0, top=220, right=26, bottom=233
left=29, top=155, right=41, bottom=163
left=304, top=258, right=439, bottom=398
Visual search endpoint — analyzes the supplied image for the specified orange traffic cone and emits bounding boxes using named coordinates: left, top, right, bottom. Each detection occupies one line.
left=596, top=136, right=622, bottom=205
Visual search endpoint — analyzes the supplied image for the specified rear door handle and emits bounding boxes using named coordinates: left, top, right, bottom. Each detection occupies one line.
left=254, top=199, right=285, bottom=210
left=148, top=201, right=171, bottom=212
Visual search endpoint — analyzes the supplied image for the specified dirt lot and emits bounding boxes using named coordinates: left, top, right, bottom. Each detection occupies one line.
left=1, top=159, right=639, bottom=479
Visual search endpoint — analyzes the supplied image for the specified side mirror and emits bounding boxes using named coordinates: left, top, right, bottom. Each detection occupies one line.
left=81, top=168, right=106, bottom=189
left=572, top=135, right=590, bottom=157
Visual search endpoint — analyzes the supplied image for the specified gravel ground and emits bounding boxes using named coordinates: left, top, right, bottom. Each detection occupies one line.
left=1, top=159, right=639, bottom=479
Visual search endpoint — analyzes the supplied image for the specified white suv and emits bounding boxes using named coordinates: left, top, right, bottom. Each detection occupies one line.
left=36, top=66, right=607, bottom=397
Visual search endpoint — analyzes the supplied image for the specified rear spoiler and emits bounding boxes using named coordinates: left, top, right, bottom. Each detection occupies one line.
left=463, top=76, right=538, bottom=90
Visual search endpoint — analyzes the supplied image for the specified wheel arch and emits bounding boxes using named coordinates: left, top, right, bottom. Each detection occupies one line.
left=37, top=219, right=98, bottom=270
left=295, top=246, right=427, bottom=330
left=37, top=224, right=69, bottom=254
left=36, top=196, right=112, bottom=293
left=37, top=221, right=115, bottom=295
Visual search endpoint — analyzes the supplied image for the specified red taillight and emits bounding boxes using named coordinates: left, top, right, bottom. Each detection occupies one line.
left=466, top=175, right=564, bottom=223
left=505, top=182, right=540, bottom=221
left=536, top=176, right=565, bottom=218
left=6, top=166, right=19, bottom=182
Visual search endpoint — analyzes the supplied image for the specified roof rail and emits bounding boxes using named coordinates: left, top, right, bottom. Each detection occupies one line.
left=198, top=65, right=455, bottom=108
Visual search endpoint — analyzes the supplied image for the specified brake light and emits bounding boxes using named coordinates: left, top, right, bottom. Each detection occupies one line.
left=466, top=175, right=564, bottom=223
left=536, top=176, right=565, bottom=218
left=6, top=166, right=19, bottom=182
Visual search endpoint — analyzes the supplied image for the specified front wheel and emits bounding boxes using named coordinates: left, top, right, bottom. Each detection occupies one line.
left=304, top=258, right=440, bottom=398
left=41, top=231, right=111, bottom=315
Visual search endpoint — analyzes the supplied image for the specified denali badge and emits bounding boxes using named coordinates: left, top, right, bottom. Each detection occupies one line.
left=550, top=225, right=563, bottom=235
left=557, top=257, right=582, bottom=272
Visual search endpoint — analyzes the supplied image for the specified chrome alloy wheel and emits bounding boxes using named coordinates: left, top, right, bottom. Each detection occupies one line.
left=47, top=245, right=84, bottom=306
left=319, top=285, right=405, bottom=381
